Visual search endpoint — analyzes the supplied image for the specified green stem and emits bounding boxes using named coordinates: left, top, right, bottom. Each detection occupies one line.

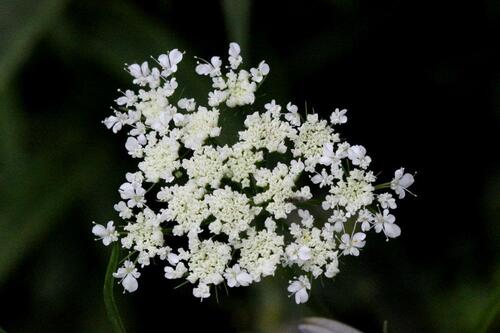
left=374, top=182, right=391, bottom=190
left=383, top=320, right=389, bottom=333
left=103, top=243, right=126, bottom=333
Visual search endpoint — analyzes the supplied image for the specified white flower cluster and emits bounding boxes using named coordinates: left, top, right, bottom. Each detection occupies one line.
left=93, top=43, right=415, bottom=303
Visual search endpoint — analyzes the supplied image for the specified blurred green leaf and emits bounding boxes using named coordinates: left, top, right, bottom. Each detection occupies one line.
left=221, top=0, right=251, bottom=52
left=0, top=89, right=24, bottom=172
left=0, top=147, right=108, bottom=285
left=0, top=0, right=69, bottom=91
left=256, top=278, right=288, bottom=333
left=103, top=243, right=126, bottom=333
left=0, top=325, right=7, bottom=333
left=48, top=0, right=206, bottom=98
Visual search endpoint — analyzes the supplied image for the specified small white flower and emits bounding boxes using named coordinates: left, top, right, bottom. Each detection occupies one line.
left=347, top=145, right=371, bottom=168
left=125, top=136, right=143, bottom=158
left=319, top=143, right=337, bottom=166
left=125, top=171, right=144, bottom=185
left=339, top=232, right=366, bottom=256
left=116, top=90, right=137, bottom=107
left=129, top=123, right=146, bottom=139
left=391, top=168, right=415, bottom=199
left=250, top=61, right=270, bottom=82
left=208, top=90, right=228, bottom=107
left=330, top=108, right=347, bottom=124
left=177, top=98, right=196, bottom=112
left=167, top=252, right=180, bottom=265
left=127, top=62, right=157, bottom=87
left=325, top=259, right=340, bottom=278
left=264, top=99, right=281, bottom=115
left=311, top=169, right=333, bottom=188
left=378, top=193, right=397, bottom=209
left=287, top=276, right=311, bottom=304
left=228, top=42, right=242, bottom=69
left=113, top=260, right=140, bottom=293
left=128, top=62, right=148, bottom=79
left=193, top=283, right=210, bottom=299
left=164, top=262, right=187, bottom=279
left=113, top=201, right=132, bottom=219
left=328, top=210, right=347, bottom=233
left=264, top=217, right=277, bottom=232
left=224, top=70, right=257, bottom=107
left=374, top=209, right=401, bottom=238
left=118, top=182, right=146, bottom=208
left=92, top=221, right=118, bottom=246
left=321, top=223, right=335, bottom=240
left=285, top=102, right=301, bottom=126
left=103, top=113, right=128, bottom=133
left=195, top=56, right=222, bottom=77
left=298, top=209, right=314, bottom=228
left=296, top=186, right=313, bottom=201
left=298, top=246, right=312, bottom=261
left=173, top=113, right=185, bottom=126
left=224, top=265, right=253, bottom=287
left=158, top=49, right=183, bottom=76
left=358, top=209, right=374, bottom=232
left=163, top=266, right=176, bottom=279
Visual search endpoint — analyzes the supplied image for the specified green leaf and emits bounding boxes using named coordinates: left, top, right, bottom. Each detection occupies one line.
left=221, top=0, right=251, bottom=52
left=103, top=243, right=126, bottom=333
left=0, top=325, right=7, bottom=333
left=0, top=0, right=69, bottom=91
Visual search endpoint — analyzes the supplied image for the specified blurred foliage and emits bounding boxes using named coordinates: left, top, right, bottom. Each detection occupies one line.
left=0, top=0, right=499, bottom=332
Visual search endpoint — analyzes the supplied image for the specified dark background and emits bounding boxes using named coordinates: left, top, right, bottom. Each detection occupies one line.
left=0, top=0, right=499, bottom=332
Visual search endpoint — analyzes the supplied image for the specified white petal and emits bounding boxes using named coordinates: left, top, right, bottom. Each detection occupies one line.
left=113, top=268, right=127, bottom=279
left=195, top=63, right=212, bottom=75
left=211, top=56, right=222, bottom=68
left=236, top=272, right=253, bottom=286
left=295, top=288, right=309, bottom=304
left=164, top=266, right=176, bottom=279
left=298, top=246, right=312, bottom=261
left=311, top=174, right=323, bottom=184
left=340, top=233, right=350, bottom=244
left=116, top=96, right=128, bottom=106
left=92, top=224, right=106, bottom=237
left=140, top=62, right=150, bottom=76
left=229, top=42, right=240, bottom=57
left=169, top=49, right=183, bottom=65
left=125, top=137, right=140, bottom=152
left=128, top=64, right=141, bottom=78
left=384, top=223, right=401, bottom=238
left=287, top=281, right=302, bottom=293
left=353, top=232, right=366, bottom=242
left=226, top=276, right=237, bottom=288
left=350, top=248, right=360, bottom=256
left=258, top=61, right=270, bottom=75
left=167, top=253, right=180, bottom=265
left=400, top=173, right=415, bottom=188
left=122, top=274, right=138, bottom=293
